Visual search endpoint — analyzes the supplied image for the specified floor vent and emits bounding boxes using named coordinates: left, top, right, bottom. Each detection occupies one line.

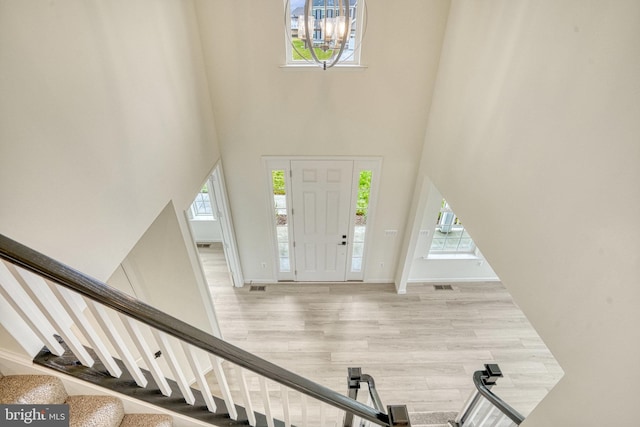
left=250, top=285, right=266, bottom=292
left=196, top=243, right=211, bottom=248
left=434, top=284, right=454, bottom=291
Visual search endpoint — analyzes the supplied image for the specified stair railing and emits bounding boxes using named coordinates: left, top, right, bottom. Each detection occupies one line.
left=451, top=364, right=525, bottom=427
left=0, top=233, right=408, bottom=426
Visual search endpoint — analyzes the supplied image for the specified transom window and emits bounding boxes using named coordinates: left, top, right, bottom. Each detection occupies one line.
left=429, top=200, right=476, bottom=254
left=285, top=0, right=364, bottom=66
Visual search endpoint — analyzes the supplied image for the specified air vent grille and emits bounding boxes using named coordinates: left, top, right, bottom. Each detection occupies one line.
left=434, top=284, right=454, bottom=291
left=250, top=285, right=266, bottom=292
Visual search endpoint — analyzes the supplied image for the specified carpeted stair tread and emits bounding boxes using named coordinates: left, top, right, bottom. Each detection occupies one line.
left=410, top=411, right=458, bottom=426
left=119, top=414, right=173, bottom=427
left=66, top=395, right=125, bottom=427
left=0, top=374, right=67, bottom=404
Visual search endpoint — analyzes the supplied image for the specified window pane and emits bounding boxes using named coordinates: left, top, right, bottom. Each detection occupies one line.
left=429, top=199, right=477, bottom=254
left=289, top=0, right=360, bottom=64
left=273, top=170, right=290, bottom=272
left=277, top=225, right=289, bottom=242
left=458, top=238, right=474, bottom=251
left=351, top=170, right=371, bottom=272
left=191, top=186, right=214, bottom=218
left=352, top=242, right=364, bottom=257
left=356, top=170, right=371, bottom=225
left=431, top=237, right=446, bottom=251
left=278, top=243, right=289, bottom=258
left=351, top=170, right=372, bottom=272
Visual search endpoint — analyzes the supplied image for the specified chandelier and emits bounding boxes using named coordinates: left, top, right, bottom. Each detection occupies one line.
left=286, top=0, right=366, bottom=70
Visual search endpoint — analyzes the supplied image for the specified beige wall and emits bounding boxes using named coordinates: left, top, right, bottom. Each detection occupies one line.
left=0, top=0, right=220, bottom=281
left=194, top=0, right=451, bottom=282
left=420, top=1, right=640, bottom=424
left=115, top=202, right=216, bottom=335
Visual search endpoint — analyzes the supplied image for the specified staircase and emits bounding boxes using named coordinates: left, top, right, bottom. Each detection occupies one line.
left=0, top=373, right=172, bottom=427
left=0, top=233, right=525, bottom=427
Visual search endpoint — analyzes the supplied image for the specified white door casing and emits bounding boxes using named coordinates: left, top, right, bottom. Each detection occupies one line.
left=209, top=164, right=244, bottom=287
left=291, top=160, right=354, bottom=281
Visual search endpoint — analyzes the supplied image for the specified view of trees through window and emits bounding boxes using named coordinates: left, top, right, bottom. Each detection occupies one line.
left=351, top=170, right=371, bottom=272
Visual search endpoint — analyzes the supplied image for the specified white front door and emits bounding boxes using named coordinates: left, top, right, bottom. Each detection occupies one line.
left=291, top=160, right=354, bottom=281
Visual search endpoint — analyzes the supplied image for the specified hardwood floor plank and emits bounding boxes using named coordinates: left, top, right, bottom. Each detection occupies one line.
left=197, top=247, right=564, bottom=419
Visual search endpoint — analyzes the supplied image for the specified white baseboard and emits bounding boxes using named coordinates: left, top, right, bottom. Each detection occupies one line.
left=407, top=277, right=501, bottom=283
left=363, top=278, right=395, bottom=284
left=242, top=279, right=274, bottom=286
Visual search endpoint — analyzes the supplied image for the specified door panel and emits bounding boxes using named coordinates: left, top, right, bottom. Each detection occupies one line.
left=292, top=160, right=353, bottom=281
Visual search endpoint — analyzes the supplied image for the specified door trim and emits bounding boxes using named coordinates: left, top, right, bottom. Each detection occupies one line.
left=209, top=163, right=244, bottom=287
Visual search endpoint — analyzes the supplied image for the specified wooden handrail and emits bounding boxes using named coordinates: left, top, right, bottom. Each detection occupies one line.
left=0, top=233, right=390, bottom=425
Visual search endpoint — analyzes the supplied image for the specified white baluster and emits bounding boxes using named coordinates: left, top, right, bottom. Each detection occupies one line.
left=280, top=384, right=291, bottom=427
left=181, top=344, right=217, bottom=412
left=456, top=390, right=481, bottom=425
left=48, top=283, right=122, bottom=378
left=472, top=398, right=493, bottom=426
left=467, top=395, right=489, bottom=425
left=210, top=356, right=237, bottom=420
left=258, top=377, right=275, bottom=427
left=85, top=300, right=148, bottom=388
left=0, top=262, right=64, bottom=355
left=236, top=366, right=256, bottom=426
left=488, top=407, right=512, bottom=427
left=119, top=315, right=172, bottom=396
left=489, top=407, right=502, bottom=426
left=152, top=331, right=195, bottom=405
left=301, top=393, right=309, bottom=426
left=320, top=401, right=326, bottom=427
left=332, top=406, right=343, bottom=427
left=6, top=263, right=94, bottom=367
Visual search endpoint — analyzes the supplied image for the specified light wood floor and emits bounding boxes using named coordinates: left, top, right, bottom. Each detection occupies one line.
left=198, top=244, right=562, bottom=424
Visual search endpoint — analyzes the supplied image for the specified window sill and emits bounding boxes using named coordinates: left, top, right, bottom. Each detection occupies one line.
left=280, top=64, right=368, bottom=71
left=424, top=253, right=480, bottom=261
left=189, top=216, right=217, bottom=222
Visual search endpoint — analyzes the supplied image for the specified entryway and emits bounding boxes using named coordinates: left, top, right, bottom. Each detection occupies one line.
left=264, top=157, right=381, bottom=282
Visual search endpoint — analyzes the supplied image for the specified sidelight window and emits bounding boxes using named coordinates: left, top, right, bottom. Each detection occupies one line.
left=350, top=170, right=371, bottom=272
left=272, top=170, right=291, bottom=272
